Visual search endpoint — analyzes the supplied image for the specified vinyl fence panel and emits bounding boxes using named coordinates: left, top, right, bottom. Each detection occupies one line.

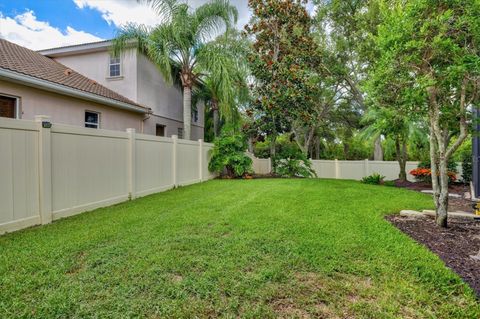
left=0, top=118, right=216, bottom=235
left=51, top=124, right=130, bottom=220
left=0, top=118, right=40, bottom=233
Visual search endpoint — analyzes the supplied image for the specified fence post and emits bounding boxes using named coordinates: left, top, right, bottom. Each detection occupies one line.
left=364, top=159, right=369, bottom=178
left=198, top=139, right=204, bottom=182
left=127, top=128, right=136, bottom=200
left=172, top=135, right=178, bottom=187
left=35, top=115, right=53, bottom=225
left=335, top=159, right=340, bottom=179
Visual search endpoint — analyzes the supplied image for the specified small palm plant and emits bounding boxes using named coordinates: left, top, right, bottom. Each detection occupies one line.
left=112, top=0, right=238, bottom=140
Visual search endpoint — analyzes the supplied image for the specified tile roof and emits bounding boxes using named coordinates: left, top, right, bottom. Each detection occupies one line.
left=0, top=39, right=147, bottom=111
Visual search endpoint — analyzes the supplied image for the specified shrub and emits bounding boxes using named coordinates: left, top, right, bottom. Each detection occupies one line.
left=361, top=173, right=385, bottom=185
left=410, top=162, right=457, bottom=184
left=208, top=131, right=253, bottom=178
left=276, top=157, right=316, bottom=178
left=274, top=144, right=316, bottom=178
left=461, top=155, right=472, bottom=184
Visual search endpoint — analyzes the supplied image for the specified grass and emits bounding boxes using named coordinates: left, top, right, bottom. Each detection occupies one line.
left=0, top=179, right=479, bottom=318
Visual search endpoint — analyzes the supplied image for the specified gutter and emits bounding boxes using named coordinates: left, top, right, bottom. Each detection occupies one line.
left=0, top=68, right=149, bottom=114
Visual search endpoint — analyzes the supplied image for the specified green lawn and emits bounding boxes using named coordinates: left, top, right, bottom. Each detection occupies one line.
left=1, top=179, right=479, bottom=318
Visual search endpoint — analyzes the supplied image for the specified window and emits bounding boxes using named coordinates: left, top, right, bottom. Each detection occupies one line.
left=109, top=56, right=121, bottom=77
left=177, top=128, right=183, bottom=139
left=156, top=124, right=165, bottom=137
left=85, top=111, right=100, bottom=129
left=0, top=95, right=18, bottom=119
left=192, top=108, right=198, bottom=123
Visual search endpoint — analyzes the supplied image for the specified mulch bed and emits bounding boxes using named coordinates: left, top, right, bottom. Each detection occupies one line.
left=394, top=180, right=474, bottom=213
left=387, top=214, right=480, bottom=297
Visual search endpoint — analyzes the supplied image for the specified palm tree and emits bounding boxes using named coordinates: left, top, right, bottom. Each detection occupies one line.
left=194, top=30, right=249, bottom=137
left=112, top=0, right=238, bottom=140
left=360, top=107, right=427, bottom=181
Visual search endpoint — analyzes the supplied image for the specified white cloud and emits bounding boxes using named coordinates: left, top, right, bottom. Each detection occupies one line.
left=74, top=0, right=251, bottom=30
left=73, top=0, right=161, bottom=27
left=0, top=10, right=103, bottom=50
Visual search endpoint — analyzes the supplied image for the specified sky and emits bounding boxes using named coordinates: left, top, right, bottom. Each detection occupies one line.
left=0, top=0, right=252, bottom=50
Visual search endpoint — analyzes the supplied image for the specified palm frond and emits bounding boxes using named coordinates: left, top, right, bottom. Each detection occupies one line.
left=137, top=0, right=182, bottom=23
left=192, top=0, right=238, bottom=42
left=111, top=23, right=150, bottom=57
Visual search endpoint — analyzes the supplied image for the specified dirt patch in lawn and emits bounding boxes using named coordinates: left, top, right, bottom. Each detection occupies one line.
left=387, top=214, right=480, bottom=297
left=394, top=180, right=474, bottom=213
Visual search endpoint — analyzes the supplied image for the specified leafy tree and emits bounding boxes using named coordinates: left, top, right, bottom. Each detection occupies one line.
left=246, top=0, right=320, bottom=172
left=314, top=0, right=384, bottom=159
left=360, top=107, right=427, bottom=181
left=372, top=0, right=480, bottom=227
left=112, top=0, right=238, bottom=140
left=208, top=128, right=253, bottom=178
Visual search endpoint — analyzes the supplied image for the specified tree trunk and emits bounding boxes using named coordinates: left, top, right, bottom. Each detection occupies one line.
left=212, top=102, right=219, bottom=138
left=374, top=137, right=383, bottom=161
left=183, top=86, right=192, bottom=140
left=270, top=113, right=277, bottom=174
left=315, top=137, right=320, bottom=159
left=248, top=137, right=254, bottom=153
left=395, top=138, right=407, bottom=181
left=437, top=155, right=450, bottom=227
left=270, top=134, right=277, bottom=174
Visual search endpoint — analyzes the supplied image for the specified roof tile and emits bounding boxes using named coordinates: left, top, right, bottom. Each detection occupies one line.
left=0, top=39, right=147, bottom=111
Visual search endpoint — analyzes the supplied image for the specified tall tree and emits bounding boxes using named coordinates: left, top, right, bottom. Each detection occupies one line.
left=112, top=0, right=238, bottom=140
left=314, top=0, right=384, bottom=159
left=372, top=0, right=480, bottom=227
left=196, top=30, right=250, bottom=138
left=246, top=0, right=320, bottom=171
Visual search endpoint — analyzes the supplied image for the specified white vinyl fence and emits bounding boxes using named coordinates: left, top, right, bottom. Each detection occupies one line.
left=248, top=154, right=463, bottom=183
left=0, top=116, right=215, bottom=235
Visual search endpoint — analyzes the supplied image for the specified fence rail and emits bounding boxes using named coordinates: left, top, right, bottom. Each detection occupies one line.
left=248, top=153, right=463, bottom=183
left=0, top=117, right=215, bottom=235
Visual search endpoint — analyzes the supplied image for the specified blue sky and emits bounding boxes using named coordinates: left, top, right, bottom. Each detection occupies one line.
left=0, top=0, right=252, bottom=50
left=0, top=0, right=116, bottom=40
left=0, top=0, right=314, bottom=51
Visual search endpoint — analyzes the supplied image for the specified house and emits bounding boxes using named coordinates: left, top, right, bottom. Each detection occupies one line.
left=0, top=39, right=150, bottom=131
left=39, top=40, right=204, bottom=140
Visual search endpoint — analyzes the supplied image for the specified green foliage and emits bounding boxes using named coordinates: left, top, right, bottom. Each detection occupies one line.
left=208, top=130, right=252, bottom=178
left=361, top=173, right=385, bottom=185
left=275, top=147, right=316, bottom=178
left=461, top=155, right=472, bottom=184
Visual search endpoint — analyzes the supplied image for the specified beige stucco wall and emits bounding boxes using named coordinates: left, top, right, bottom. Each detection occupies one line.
left=142, top=113, right=204, bottom=140
left=53, top=49, right=138, bottom=102
left=50, top=48, right=204, bottom=139
left=0, top=80, right=144, bottom=132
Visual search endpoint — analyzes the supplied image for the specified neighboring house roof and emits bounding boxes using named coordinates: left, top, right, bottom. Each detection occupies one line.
left=38, top=40, right=114, bottom=57
left=0, top=39, right=149, bottom=114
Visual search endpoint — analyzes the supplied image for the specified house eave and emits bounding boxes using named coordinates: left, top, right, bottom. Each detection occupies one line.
left=38, top=40, right=113, bottom=57
left=0, top=68, right=149, bottom=114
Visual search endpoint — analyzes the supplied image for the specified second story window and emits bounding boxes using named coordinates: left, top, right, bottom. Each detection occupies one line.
left=192, top=108, right=198, bottom=123
left=109, top=56, right=121, bottom=77
left=85, top=111, right=100, bottom=129
left=177, top=128, right=183, bottom=139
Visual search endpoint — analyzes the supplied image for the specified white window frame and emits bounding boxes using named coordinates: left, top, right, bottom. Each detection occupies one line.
left=0, top=93, right=20, bottom=119
left=177, top=127, right=183, bottom=139
left=108, top=55, right=122, bottom=78
left=85, top=110, right=100, bottom=129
